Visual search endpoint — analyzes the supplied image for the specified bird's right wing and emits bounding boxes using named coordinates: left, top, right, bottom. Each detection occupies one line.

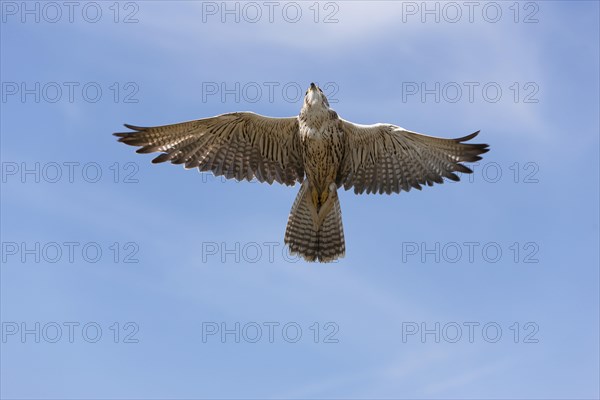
left=337, top=120, right=489, bottom=194
left=114, top=112, right=304, bottom=185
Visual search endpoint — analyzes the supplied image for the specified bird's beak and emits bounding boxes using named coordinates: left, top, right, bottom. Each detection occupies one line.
left=306, top=82, right=321, bottom=106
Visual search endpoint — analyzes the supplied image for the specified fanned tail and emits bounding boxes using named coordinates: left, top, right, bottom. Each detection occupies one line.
left=284, top=182, right=345, bottom=262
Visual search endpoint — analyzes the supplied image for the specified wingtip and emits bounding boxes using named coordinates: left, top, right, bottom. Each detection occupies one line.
left=114, top=123, right=144, bottom=138
left=447, top=172, right=460, bottom=181
left=123, top=123, right=148, bottom=131
left=456, top=130, right=481, bottom=142
left=152, top=153, right=172, bottom=164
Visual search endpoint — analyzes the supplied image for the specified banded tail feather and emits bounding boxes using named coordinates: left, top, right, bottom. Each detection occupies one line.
left=284, top=181, right=345, bottom=262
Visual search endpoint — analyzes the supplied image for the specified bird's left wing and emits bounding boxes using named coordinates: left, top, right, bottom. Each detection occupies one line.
left=337, top=119, right=489, bottom=194
left=114, top=112, right=304, bottom=185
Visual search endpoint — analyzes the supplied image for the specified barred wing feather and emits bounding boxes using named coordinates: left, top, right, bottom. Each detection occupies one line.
left=114, top=112, right=304, bottom=186
left=337, top=120, right=489, bottom=194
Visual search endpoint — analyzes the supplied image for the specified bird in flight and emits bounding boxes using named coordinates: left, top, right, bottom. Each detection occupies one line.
left=114, top=83, right=489, bottom=262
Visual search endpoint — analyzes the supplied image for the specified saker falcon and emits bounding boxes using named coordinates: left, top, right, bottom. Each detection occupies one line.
left=114, top=83, right=489, bottom=262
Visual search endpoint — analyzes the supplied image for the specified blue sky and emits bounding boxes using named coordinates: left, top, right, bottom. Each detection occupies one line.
left=1, top=1, right=598, bottom=399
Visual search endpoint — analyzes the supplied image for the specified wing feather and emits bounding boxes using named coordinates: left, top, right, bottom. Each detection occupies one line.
left=337, top=120, right=489, bottom=194
left=114, top=112, right=304, bottom=186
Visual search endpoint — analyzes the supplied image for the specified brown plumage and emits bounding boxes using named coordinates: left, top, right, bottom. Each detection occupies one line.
left=114, top=82, right=489, bottom=262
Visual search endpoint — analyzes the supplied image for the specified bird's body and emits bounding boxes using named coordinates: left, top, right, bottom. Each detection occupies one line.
left=299, top=94, right=344, bottom=208
left=115, top=83, right=489, bottom=262
left=290, top=88, right=346, bottom=261
left=299, top=108, right=343, bottom=195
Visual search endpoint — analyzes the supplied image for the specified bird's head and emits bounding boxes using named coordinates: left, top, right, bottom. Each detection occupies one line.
left=303, top=82, right=330, bottom=109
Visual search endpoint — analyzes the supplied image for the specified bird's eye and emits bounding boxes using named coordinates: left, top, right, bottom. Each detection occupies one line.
left=305, top=90, right=308, bottom=95
left=318, top=88, right=323, bottom=93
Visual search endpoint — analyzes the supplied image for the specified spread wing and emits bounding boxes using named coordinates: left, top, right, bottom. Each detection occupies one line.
left=114, top=112, right=304, bottom=185
left=337, top=120, right=489, bottom=194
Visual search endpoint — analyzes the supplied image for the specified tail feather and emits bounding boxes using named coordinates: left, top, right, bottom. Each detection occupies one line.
left=284, top=182, right=345, bottom=262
